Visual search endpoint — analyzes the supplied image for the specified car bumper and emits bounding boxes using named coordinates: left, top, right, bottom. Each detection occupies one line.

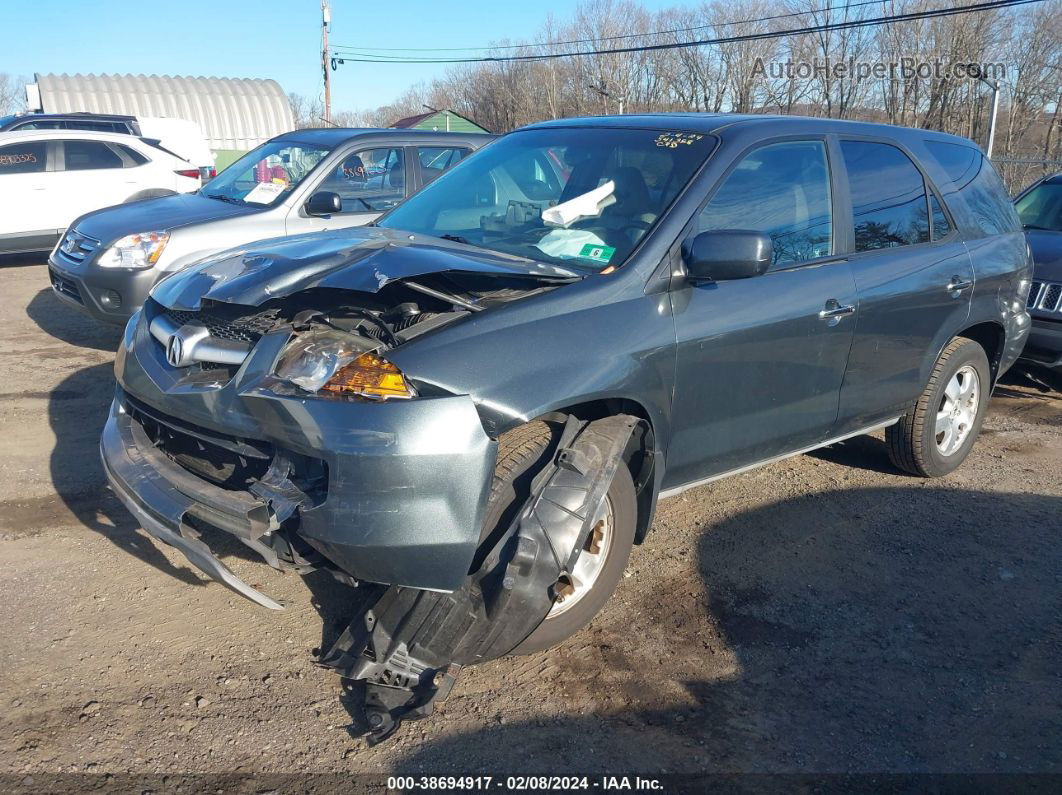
left=103, top=308, right=497, bottom=598
left=47, top=250, right=161, bottom=324
left=1019, top=316, right=1062, bottom=368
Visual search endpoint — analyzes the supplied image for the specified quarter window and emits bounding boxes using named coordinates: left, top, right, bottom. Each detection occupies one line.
left=62, top=140, right=124, bottom=171
left=697, top=140, right=833, bottom=266
left=841, top=141, right=930, bottom=251
left=925, top=141, right=1021, bottom=236
left=0, top=141, right=46, bottom=174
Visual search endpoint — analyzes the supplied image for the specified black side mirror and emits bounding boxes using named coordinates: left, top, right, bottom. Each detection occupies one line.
left=306, top=191, right=342, bottom=217
left=682, top=229, right=773, bottom=282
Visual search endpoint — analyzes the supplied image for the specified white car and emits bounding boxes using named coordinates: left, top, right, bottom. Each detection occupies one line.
left=0, top=130, right=201, bottom=255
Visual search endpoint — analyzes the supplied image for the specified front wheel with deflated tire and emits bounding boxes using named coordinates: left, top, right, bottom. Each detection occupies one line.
left=886, top=337, right=992, bottom=477
left=479, top=421, right=637, bottom=656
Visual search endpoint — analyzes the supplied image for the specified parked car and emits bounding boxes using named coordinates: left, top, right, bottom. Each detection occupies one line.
left=1014, top=172, right=1062, bottom=368
left=101, top=114, right=1030, bottom=740
left=0, top=130, right=201, bottom=256
left=0, top=112, right=214, bottom=176
left=47, top=128, right=491, bottom=323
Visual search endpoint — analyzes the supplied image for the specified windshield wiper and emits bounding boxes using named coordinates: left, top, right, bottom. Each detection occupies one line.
left=439, top=233, right=472, bottom=245
left=1023, top=223, right=1053, bottom=231
left=204, top=193, right=246, bottom=205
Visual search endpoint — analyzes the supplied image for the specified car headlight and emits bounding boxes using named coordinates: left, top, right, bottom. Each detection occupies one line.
left=97, top=231, right=170, bottom=269
left=273, top=330, right=415, bottom=399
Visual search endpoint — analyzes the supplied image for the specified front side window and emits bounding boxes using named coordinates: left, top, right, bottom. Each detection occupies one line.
left=697, top=140, right=833, bottom=267
left=200, top=139, right=332, bottom=206
left=317, top=147, right=406, bottom=213
left=842, top=141, right=930, bottom=251
left=62, top=140, right=124, bottom=171
left=379, top=127, right=714, bottom=271
left=0, top=141, right=46, bottom=174
left=1015, top=181, right=1062, bottom=233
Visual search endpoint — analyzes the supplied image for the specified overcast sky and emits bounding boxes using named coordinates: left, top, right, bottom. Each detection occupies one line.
left=5, top=0, right=675, bottom=110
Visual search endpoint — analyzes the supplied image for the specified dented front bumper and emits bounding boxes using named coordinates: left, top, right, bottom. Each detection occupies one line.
left=103, top=309, right=497, bottom=602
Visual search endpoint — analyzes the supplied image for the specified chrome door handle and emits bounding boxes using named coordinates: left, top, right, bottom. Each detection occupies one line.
left=947, top=277, right=974, bottom=293
left=819, top=303, right=856, bottom=319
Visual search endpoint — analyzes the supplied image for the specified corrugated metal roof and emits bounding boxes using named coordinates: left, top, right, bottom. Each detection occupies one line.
left=33, top=73, right=294, bottom=151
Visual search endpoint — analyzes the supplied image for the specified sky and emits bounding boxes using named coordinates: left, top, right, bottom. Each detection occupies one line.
left=3, top=0, right=676, bottom=112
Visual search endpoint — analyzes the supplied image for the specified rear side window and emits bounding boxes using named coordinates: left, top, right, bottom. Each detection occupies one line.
left=62, top=140, right=124, bottom=171
left=841, top=141, right=930, bottom=251
left=114, top=144, right=148, bottom=166
left=924, top=141, right=1021, bottom=236
left=417, top=146, right=469, bottom=186
left=0, top=141, right=46, bottom=174
left=697, top=140, right=833, bottom=267
left=929, top=192, right=952, bottom=239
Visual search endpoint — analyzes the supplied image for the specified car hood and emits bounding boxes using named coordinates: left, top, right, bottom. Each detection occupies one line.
left=74, top=193, right=259, bottom=245
left=1027, top=229, right=1062, bottom=282
left=150, top=226, right=581, bottom=311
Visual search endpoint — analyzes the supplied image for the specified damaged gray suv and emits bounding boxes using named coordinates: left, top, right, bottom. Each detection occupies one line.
left=102, top=114, right=1031, bottom=740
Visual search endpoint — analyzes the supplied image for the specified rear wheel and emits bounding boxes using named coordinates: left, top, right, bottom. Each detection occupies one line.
left=479, top=421, right=636, bottom=655
left=886, top=337, right=991, bottom=477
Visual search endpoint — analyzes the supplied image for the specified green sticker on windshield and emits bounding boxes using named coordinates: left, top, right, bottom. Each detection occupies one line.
left=578, top=244, right=616, bottom=264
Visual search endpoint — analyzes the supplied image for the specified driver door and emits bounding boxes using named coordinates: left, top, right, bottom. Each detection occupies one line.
left=665, top=138, right=858, bottom=490
left=286, top=146, right=409, bottom=235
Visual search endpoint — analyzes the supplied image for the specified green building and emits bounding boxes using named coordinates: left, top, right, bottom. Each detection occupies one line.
left=390, top=109, right=490, bottom=134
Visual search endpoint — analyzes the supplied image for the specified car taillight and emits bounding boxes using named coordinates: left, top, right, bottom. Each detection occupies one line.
left=175, top=169, right=201, bottom=179
left=200, top=167, right=217, bottom=179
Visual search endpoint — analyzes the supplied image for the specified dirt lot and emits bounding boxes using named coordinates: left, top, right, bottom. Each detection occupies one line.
left=1, top=259, right=1060, bottom=779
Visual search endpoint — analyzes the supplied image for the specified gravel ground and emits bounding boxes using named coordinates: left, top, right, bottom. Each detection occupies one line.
left=1, top=260, right=1060, bottom=779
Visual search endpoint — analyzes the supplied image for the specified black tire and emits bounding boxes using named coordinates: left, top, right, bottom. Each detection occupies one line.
left=886, top=337, right=992, bottom=477
left=123, top=188, right=176, bottom=204
left=478, top=421, right=637, bottom=656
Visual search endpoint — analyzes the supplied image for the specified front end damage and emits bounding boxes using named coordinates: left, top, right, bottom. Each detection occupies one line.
left=103, top=231, right=641, bottom=740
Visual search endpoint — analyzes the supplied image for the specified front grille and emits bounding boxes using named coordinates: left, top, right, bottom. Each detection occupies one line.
left=1028, top=280, right=1062, bottom=315
left=163, top=305, right=280, bottom=344
left=56, top=228, right=100, bottom=263
left=49, top=267, right=83, bottom=304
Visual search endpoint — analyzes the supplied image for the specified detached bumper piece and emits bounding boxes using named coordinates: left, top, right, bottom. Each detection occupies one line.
left=100, top=397, right=320, bottom=609
left=320, top=414, right=640, bottom=743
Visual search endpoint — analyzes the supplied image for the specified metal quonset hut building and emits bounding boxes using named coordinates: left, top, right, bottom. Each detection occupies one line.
left=28, top=73, right=294, bottom=168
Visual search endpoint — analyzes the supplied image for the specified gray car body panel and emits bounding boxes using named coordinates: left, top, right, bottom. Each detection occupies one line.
left=103, top=113, right=1032, bottom=599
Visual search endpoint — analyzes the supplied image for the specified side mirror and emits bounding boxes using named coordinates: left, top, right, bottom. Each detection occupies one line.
left=306, top=191, right=342, bottom=217
left=682, top=229, right=773, bottom=282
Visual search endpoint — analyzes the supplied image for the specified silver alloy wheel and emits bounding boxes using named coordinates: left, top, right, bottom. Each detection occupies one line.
left=547, top=496, right=614, bottom=618
left=935, top=364, right=980, bottom=456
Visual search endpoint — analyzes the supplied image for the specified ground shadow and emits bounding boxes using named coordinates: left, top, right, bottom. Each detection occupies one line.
left=389, top=487, right=1061, bottom=775
left=27, top=287, right=122, bottom=352
left=48, top=363, right=205, bottom=587
left=805, top=433, right=901, bottom=475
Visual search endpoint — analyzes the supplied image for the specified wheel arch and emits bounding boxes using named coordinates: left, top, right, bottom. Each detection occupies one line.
left=530, top=397, right=661, bottom=546
left=957, top=320, right=1006, bottom=383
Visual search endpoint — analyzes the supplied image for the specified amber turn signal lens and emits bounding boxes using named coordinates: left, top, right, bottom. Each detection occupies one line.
left=321, top=352, right=414, bottom=399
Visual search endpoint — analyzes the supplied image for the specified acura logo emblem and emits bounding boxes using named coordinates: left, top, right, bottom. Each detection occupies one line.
left=166, top=333, right=185, bottom=367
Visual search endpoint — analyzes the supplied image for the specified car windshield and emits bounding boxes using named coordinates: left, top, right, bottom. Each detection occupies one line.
left=378, top=127, right=714, bottom=271
left=1016, top=181, right=1062, bottom=232
left=200, top=139, right=332, bottom=206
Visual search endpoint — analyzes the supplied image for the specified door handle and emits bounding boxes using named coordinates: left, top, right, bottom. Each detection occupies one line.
left=947, top=276, right=974, bottom=294
left=819, top=301, right=856, bottom=320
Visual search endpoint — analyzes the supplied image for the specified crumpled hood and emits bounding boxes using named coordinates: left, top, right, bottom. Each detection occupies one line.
left=1026, top=229, right=1062, bottom=282
left=150, top=226, right=580, bottom=310
left=75, top=192, right=259, bottom=246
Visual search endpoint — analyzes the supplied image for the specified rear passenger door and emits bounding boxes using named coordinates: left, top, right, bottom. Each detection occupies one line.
left=832, top=139, right=973, bottom=436
left=667, top=138, right=858, bottom=488
left=54, top=139, right=143, bottom=225
left=414, top=146, right=470, bottom=187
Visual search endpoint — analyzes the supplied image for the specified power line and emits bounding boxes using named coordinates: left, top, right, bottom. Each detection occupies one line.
left=332, top=0, right=903, bottom=54
left=331, top=0, right=1041, bottom=65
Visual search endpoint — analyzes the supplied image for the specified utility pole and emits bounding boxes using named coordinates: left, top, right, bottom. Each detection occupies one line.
left=321, top=0, right=331, bottom=125
left=980, top=76, right=1000, bottom=159
left=589, top=82, right=625, bottom=115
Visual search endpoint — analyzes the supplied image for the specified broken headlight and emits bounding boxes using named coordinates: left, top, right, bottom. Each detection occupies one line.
left=273, top=330, right=415, bottom=400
